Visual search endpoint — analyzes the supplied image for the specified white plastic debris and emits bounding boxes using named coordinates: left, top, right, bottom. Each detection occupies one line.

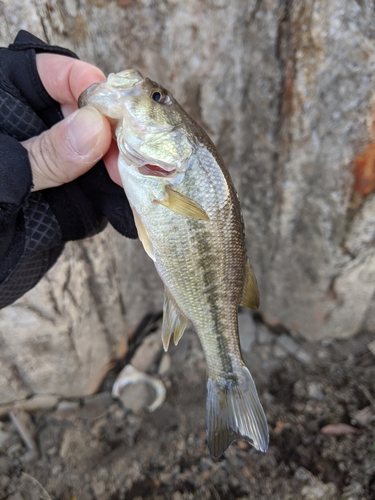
left=112, top=364, right=166, bottom=412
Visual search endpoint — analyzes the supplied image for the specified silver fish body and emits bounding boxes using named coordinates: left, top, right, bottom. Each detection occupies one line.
left=79, top=70, right=269, bottom=457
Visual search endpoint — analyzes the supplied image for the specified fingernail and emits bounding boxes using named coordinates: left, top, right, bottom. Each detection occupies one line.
left=68, top=106, right=102, bottom=156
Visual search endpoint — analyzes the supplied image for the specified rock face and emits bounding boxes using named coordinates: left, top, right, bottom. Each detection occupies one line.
left=1, top=1, right=375, bottom=402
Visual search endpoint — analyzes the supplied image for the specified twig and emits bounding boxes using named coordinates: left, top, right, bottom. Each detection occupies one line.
left=9, top=409, right=36, bottom=451
left=358, top=383, right=375, bottom=410
left=209, top=481, right=221, bottom=500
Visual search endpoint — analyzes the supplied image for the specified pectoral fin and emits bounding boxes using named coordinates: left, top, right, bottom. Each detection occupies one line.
left=240, top=260, right=259, bottom=310
left=162, top=291, right=189, bottom=351
left=132, top=209, right=155, bottom=261
left=156, top=186, right=209, bottom=221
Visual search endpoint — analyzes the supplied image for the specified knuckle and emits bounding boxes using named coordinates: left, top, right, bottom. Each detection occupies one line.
left=29, top=130, right=69, bottom=186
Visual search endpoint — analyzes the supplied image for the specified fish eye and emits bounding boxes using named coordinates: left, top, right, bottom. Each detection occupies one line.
left=152, top=90, right=162, bottom=102
left=151, top=89, right=171, bottom=105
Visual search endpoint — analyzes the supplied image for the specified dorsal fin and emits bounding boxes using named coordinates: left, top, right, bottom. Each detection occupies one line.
left=240, top=260, right=259, bottom=310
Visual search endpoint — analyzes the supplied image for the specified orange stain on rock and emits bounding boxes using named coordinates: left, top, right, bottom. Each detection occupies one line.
left=353, top=143, right=375, bottom=197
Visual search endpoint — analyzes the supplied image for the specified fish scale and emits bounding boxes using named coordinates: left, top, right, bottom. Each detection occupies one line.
left=79, top=69, right=269, bottom=458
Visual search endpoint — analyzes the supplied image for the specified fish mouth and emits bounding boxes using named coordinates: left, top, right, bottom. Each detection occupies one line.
left=78, top=69, right=145, bottom=116
left=138, top=164, right=176, bottom=178
left=121, top=141, right=178, bottom=178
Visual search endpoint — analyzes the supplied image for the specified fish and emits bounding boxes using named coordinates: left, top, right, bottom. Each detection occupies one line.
left=78, top=69, right=269, bottom=458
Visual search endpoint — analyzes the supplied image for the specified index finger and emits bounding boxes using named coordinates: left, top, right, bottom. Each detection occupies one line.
left=36, top=53, right=106, bottom=106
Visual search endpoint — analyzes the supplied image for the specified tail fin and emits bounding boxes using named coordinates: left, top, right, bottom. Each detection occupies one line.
left=206, top=365, right=269, bottom=458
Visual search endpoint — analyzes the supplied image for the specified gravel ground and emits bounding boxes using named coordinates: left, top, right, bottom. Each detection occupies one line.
left=0, top=310, right=374, bottom=499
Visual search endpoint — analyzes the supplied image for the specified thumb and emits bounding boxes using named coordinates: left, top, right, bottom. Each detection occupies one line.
left=23, top=106, right=112, bottom=192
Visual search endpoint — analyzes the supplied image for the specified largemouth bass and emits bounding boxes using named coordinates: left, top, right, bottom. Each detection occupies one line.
left=79, top=70, right=269, bottom=458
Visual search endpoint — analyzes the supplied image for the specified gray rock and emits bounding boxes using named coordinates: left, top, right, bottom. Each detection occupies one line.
left=21, top=395, right=59, bottom=412
left=367, top=339, right=375, bottom=357
left=8, top=494, right=24, bottom=500
left=131, top=332, right=162, bottom=373
left=296, top=349, right=313, bottom=365
left=158, top=354, right=172, bottom=375
left=0, top=474, right=10, bottom=488
left=307, top=382, right=324, bottom=401
left=238, top=312, right=257, bottom=352
left=301, top=483, right=338, bottom=500
left=294, top=380, right=307, bottom=399
left=277, top=334, right=299, bottom=355
left=341, top=482, right=365, bottom=499
left=257, top=324, right=274, bottom=345
left=273, top=345, right=288, bottom=359
left=351, top=406, right=374, bottom=427
left=0, top=429, right=12, bottom=448
left=56, top=400, right=80, bottom=411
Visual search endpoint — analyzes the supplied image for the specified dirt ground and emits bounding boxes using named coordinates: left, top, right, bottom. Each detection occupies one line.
left=0, top=310, right=374, bottom=500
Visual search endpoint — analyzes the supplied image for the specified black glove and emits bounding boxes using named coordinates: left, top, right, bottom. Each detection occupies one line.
left=1, top=30, right=137, bottom=241
left=0, top=31, right=136, bottom=309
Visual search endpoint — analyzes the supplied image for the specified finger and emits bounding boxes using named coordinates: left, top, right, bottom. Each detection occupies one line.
left=36, top=53, right=106, bottom=111
left=23, top=106, right=112, bottom=191
left=103, top=140, right=122, bottom=186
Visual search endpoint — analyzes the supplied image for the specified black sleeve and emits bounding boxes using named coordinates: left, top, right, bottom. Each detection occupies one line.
left=0, top=31, right=137, bottom=309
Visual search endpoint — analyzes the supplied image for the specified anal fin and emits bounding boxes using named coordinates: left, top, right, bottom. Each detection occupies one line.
left=162, top=291, right=189, bottom=351
left=240, top=260, right=259, bottom=310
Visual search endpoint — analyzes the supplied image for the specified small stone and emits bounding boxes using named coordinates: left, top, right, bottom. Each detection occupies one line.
left=341, top=482, right=365, bottom=499
left=317, top=348, right=329, bottom=360
left=0, top=405, right=14, bottom=418
left=257, top=323, right=274, bottom=344
left=273, top=345, right=288, bottom=358
left=294, top=380, right=307, bottom=398
left=60, top=428, right=86, bottom=459
left=367, top=339, right=375, bottom=357
left=301, top=483, right=337, bottom=500
left=47, top=446, right=58, bottom=456
left=158, top=353, right=171, bottom=375
left=238, top=312, right=257, bottom=352
left=8, top=493, right=24, bottom=500
left=52, top=464, right=63, bottom=476
left=131, top=332, right=162, bottom=372
left=0, top=474, right=10, bottom=488
left=307, top=382, right=324, bottom=401
left=17, top=395, right=59, bottom=412
left=0, top=429, right=12, bottom=448
left=92, top=479, right=106, bottom=496
left=56, top=400, right=80, bottom=411
left=260, top=345, right=272, bottom=361
left=98, top=468, right=109, bottom=480
left=159, top=472, right=172, bottom=483
left=200, top=457, right=213, bottom=471
left=296, top=349, right=312, bottom=364
left=7, top=443, right=23, bottom=457
left=277, top=334, right=299, bottom=354
left=83, top=392, right=113, bottom=408
left=351, top=406, right=373, bottom=427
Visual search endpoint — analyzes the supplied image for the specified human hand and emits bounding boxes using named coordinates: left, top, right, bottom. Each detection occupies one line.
left=22, top=53, right=122, bottom=191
